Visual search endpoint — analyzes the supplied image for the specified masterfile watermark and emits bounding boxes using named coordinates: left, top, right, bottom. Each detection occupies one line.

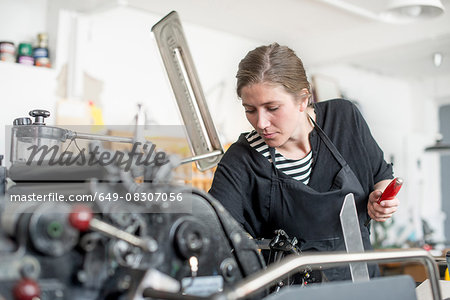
left=25, top=142, right=168, bottom=172
left=3, top=124, right=194, bottom=213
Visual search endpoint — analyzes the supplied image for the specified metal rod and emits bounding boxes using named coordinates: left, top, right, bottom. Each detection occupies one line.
left=73, top=131, right=222, bottom=165
left=180, top=150, right=223, bottom=165
left=73, top=132, right=134, bottom=143
left=90, top=218, right=157, bottom=252
left=221, top=249, right=441, bottom=300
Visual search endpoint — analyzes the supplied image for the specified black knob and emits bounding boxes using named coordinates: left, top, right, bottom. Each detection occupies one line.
left=173, top=218, right=210, bottom=259
left=29, top=109, right=50, bottom=125
left=220, top=258, right=238, bottom=282
left=13, top=117, right=32, bottom=126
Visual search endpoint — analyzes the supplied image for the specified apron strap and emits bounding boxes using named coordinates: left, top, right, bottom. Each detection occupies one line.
left=308, top=115, right=347, bottom=168
left=269, top=147, right=277, bottom=169
left=268, top=114, right=348, bottom=169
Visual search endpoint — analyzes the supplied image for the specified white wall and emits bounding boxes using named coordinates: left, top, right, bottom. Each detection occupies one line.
left=0, top=0, right=48, bottom=45
left=69, top=6, right=257, bottom=143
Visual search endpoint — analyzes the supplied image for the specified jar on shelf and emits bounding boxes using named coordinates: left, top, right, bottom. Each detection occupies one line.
left=17, top=43, right=34, bottom=66
left=33, top=33, right=50, bottom=68
left=0, top=41, right=16, bottom=63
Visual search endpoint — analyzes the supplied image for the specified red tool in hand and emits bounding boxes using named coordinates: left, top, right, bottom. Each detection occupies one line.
left=365, top=177, right=403, bottom=226
left=377, top=177, right=403, bottom=204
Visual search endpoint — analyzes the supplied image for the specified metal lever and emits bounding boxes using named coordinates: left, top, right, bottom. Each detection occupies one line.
left=69, top=205, right=158, bottom=252
left=152, top=11, right=223, bottom=171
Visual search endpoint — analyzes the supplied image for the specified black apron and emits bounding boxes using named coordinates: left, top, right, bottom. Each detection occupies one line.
left=268, top=118, right=376, bottom=281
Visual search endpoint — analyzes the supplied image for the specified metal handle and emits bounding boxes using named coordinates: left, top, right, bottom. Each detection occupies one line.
left=29, top=109, right=50, bottom=125
left=151, top=11, right=223, bottom=171
left=218, top=249, right=441, bottom=300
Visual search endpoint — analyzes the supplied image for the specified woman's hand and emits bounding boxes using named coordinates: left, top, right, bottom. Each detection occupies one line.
left=367, top=180, right=400, bottom=222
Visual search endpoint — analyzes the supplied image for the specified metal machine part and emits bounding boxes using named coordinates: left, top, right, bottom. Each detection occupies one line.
left=268, top=229, right=300, bottom=256
left=29, top=204, right=79, bottom=257
left=171, top=216, right=210, bottom=260
left=257, top=230, right=317, bottom=288
left=69, top=205, right=158, bottom=253
left=216, top=249, right=442, bottom=300
left=0, top=155, right=265, bottom=299
left=152, top=11, right=223, bottom=171
left=10, top=124, right=66, bottom=156
left=29, top=109, right=50, bottom=125
left=12, top=118, right=31, bottom=126
left=3, top=103, right=257, bottom=299
left=9, top=109, right=135, bottom=165
left=10, top=118, right=69, bottom=164
left=339, top=193, right=369, bottom=282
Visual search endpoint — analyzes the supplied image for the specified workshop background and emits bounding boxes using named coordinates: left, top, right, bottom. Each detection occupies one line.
left=1, top=0, right=450, bottom=250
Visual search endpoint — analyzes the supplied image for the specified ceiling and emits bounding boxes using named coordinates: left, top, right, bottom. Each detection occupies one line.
left=57, top=0, right=450, bottom=80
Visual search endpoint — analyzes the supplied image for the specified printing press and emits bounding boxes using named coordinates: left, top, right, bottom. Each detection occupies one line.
left=0, top=11, right=444, bottom=300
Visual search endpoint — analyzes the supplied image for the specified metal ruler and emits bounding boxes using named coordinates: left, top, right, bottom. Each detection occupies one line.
left=151, top=11, right=223, bottom=171
left=339, top=193, right=370, bottom=282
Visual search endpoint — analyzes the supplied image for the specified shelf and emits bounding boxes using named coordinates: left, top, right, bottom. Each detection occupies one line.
left=0, top=60, right=54, bottom=74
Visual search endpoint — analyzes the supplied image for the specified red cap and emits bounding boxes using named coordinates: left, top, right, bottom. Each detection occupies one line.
left=13, top=278, right=40, bottom=300
left=69, top=205, right=93, bottom=231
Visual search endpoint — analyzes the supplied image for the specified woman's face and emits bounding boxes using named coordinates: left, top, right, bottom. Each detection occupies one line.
left=241, top=82, right=308, bottom=149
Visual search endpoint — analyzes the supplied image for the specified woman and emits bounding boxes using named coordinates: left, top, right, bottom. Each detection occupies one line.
left=208, top=43, right=399, bottom=281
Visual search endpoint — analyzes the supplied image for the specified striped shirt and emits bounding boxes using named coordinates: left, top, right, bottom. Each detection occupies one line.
left=246, top=130, right=313, bottom=184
